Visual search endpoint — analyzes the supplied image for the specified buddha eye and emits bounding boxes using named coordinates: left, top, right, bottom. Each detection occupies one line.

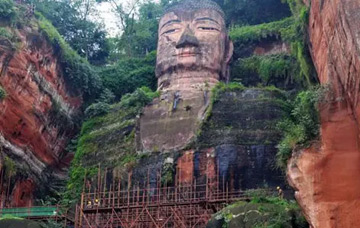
left=162, top=29, right=178, bottom=35
left=198, top=27, right=218, bottom=31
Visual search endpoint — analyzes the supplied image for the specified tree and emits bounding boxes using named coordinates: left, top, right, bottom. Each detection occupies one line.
left=98, top=0, right=162, bottom=57
left=214, top=0, right=291, bottom=26
left=35, top=0, right=110, bottom=65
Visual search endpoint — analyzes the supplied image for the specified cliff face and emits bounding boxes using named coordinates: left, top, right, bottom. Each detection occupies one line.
left=0, top=25, right=81, bottom=207
left=287, top=0, right=360, bottom=227
left=71, top=86, right=287, bottom=201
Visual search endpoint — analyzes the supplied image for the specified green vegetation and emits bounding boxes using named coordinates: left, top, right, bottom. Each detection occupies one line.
left=161, top=160, right=175, bottom=186
left=35, top=13, right=103, bottom=104
left=0, top=27, right=14, bottom=40
left=276, top=87, right=323, bottom=170
left=84, top=102, right=111, bottom=119
left=0, top=19, right=19, bottom=50
left=63, top=87, right=159, bottom=205
left=210, top=82, right=246, bottom=103
left=211, top=195, right=307, bottom=228
left=233, top=54, right=299, bottom=87
left=35, top=0, right=109, bottom=65
left=99, top=51, right=157, bottom=100
left=0, top=85, right=6, bottom=100
left=0, top=0, right=17, bottom=23
left=230, top=17, right=296, bottom=51
left=230, top=1, right=316, bottom=88
left=3, top=156, right=17, bottom=178
left=197, top=83, right=289, bottom=148
left=214, top=0, right=291, bottom=26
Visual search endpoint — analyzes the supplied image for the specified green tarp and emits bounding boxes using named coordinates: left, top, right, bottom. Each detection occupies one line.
left=0, top=207, right=60, bottom=218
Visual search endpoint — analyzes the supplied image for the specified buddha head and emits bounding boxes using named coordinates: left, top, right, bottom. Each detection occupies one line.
left=156, top=0, right=233, bottom=90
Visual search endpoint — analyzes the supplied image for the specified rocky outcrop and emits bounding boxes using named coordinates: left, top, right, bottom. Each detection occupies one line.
left=206, top=200, right=307, bottom=228
left=0, top=25, right=81, bottom=206
left=287, top=0, right=360, bottom=227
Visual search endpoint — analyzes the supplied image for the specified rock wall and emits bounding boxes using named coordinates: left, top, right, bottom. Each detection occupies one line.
left=74, top=87, right=287, bottom=198
left=287, top=0, right=360, bottom=227
left=135, top=88, right=287, bottom=191
left=0, top=26, right=81, bottom=207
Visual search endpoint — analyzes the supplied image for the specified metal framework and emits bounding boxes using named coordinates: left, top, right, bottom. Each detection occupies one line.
left=75, top=170, right=249, bottom=228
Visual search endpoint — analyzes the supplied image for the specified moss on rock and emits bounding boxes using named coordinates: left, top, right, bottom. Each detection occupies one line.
left=63, top=87, right=158, bottom=205
left=207, top=197, right=307, bottom=228
left=230, top=10, right=316, bottom=88
left=197, top=83, right=290, bottom=148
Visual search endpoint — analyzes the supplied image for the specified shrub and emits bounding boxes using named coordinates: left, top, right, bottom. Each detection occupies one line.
left=84, top=102, right=110, bottom=119
left=210, top=82, right=246, bottom=102
left=99, top=52, right=157, bottom=101
left=0, top=0, right=17, bottom=22
left=276, top=88, right=322, bottom=170
left=119, top=86, right=159, bottom=110
left=97, top=88, right=115, bottom=104
left=0, top=28, right=13, bottom=40
left=230, top=6, right=316, bottom=88
left=232, top=54, right=299, bottom=88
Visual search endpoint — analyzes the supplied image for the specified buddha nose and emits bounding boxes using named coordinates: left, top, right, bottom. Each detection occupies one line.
left=176, top=25, right=199, bottom=49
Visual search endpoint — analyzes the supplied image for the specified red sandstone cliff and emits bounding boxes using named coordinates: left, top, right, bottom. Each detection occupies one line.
left=287, top=0, right=360, bottom=227
left=0, top=25, right=81, bottom=207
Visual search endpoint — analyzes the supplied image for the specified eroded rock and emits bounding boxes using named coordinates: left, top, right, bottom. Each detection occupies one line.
left=0, top=25, right=81, bottom=207
left=287, top=0, right=360, bottom=227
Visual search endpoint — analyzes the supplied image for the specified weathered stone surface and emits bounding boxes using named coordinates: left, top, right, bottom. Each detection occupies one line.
left=138, top=90, right=209, bottom=152
left=139, top=1, right=233, bottom=152
left=252, top=41, right=290, bottom=56
left=136, top=89, right=287, bottom=191
left=0, top=26, right=80, bottom=206
left=287, top=0, right=360, bottom=227
left=11, top=179, right=35, bottom=207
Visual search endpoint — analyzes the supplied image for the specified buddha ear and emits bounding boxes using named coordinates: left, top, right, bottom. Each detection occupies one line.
left=225, top=39, right=234, bottom=65
left=221, top=37, right=234, bottom=82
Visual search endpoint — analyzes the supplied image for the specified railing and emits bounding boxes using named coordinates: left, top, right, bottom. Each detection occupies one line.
left=0, top=206, right=62, bottom=219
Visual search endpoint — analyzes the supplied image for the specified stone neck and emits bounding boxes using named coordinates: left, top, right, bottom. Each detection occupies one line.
left=157, top=71, right=220, bottom=97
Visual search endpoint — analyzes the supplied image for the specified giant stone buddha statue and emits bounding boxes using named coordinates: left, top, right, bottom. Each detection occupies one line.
left=137, top=0, right=233, bottom=152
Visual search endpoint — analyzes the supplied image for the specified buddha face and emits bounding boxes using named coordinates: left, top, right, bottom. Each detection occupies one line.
left=156, top=8, right=233, bottom=80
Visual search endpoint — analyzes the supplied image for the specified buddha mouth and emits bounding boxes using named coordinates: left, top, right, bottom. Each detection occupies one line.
left=175, top=52, right=200, bottom=57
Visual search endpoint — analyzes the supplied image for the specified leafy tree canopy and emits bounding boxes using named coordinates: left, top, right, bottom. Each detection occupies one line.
left=35, top=0, right=110, bottom=65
